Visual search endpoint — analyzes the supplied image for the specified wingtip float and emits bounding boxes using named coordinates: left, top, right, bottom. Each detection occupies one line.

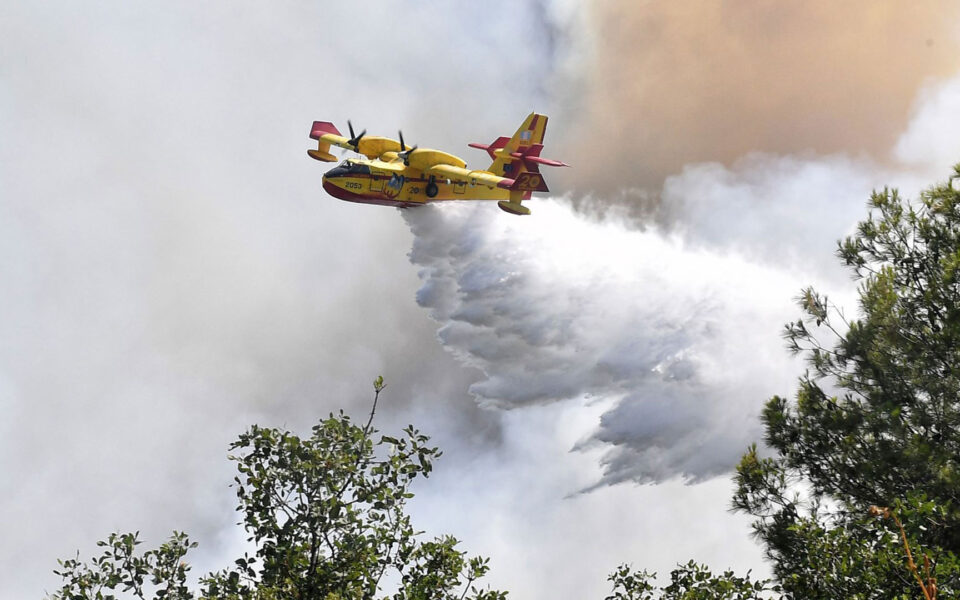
left=308, top=113, right=567, bottom=216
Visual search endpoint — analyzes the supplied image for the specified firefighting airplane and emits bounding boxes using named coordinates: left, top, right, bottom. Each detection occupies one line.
left=308, top=112, right=567, bottom=215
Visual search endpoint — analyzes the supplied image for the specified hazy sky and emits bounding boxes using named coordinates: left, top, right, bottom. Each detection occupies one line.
left=3, top=2, right=960, bottom=599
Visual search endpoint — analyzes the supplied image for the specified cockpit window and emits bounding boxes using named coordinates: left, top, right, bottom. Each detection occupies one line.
left=341, top=160, right=370, bottom=174
left=327, top=160, right=371, bottom=178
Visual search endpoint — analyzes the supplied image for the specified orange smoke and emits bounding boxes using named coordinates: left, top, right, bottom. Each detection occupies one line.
left=564, top=1, right=960, bottom=195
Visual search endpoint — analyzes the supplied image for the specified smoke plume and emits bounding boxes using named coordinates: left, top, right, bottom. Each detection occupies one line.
left=404, top=49, right=960, bottom=485
left=559, top=1, right=960, bottom=196
left=404, top=147, right=881, bottom=484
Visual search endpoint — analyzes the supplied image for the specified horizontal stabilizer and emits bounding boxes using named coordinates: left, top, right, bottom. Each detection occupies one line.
left=523, top=155, right=568, bottom=168
left=468, top=137, right=510, bottom=160
left=509, top=144, right=568, bottom=171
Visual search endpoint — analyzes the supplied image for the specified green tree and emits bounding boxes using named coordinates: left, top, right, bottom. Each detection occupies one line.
left=731, top=165, right=960, bottom=597
left=49, top=377, right=505, bottom=600
left=604, top=562, right=773, bottom=600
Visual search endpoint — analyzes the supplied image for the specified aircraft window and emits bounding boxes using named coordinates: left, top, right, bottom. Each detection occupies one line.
left=331, top=160, right=370, bottom=175
left=350, top=163, right=371, bottom=174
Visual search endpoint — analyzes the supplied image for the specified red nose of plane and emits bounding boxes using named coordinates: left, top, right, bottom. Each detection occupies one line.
left=322, top=177, right=349, bottom=200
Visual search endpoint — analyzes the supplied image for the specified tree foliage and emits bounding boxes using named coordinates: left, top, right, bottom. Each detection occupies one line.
left=50, top=377, right=505, bottom=600
left=51, top=531, right=195, bottom=600
left=732, top=165, right=960, bottom=597
left=604, top=562, right=773, bottom=600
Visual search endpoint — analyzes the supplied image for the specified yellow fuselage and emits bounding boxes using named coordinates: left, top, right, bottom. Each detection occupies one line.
left=322, top=158, right=516, bottom=208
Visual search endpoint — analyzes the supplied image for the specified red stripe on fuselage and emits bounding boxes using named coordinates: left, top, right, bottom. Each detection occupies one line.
left=322, top=179, right=421, bottom=207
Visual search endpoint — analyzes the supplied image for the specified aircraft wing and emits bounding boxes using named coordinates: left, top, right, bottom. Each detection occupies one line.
left=369, top=159, right=406, bottom=173
left=427, top=163, right=513, bottom=189
left=321, top=134, right=354, bottom=152
left=308, top=121, right=403, bottom=161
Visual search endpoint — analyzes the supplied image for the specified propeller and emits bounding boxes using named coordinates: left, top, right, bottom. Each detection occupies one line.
left=397, top=130, right=417, bottom=165
left=346, top=120, right=366, bottom=151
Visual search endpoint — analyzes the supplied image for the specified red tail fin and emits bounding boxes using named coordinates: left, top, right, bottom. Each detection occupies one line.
left=469, top=113, right=568, bottom=180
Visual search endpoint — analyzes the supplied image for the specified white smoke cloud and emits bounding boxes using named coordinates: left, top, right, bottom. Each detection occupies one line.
left=404, top=62, right=960, bottom=487
left=408, top=203, right=781, bottom=484
left=658, top=154, right=883, bottom=278
left=895, top=75, right=960, bottom=175
left=404, top=147, right=902, bottom=485
left=0, top=1, right=569, bottom=596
